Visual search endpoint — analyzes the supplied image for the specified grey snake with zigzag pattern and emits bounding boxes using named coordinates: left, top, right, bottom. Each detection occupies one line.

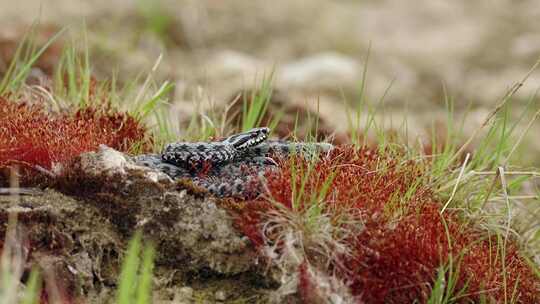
left=132, top=128, right=333, bottom=198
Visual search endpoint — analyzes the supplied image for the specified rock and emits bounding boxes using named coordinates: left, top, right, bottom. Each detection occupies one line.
left=208, top=50, right=264, bottom=80
left=278, top=52, right=361, bottom=91
left=133, top=188, right=257, bottom=274
left=214, top=290, right=228, bottom=301
left=59, top=146, right=258, bottom=274
left=74, top=144, right=171, bottom=183
left=0, top=189, right=123, bottom=302
left=0, top=146, right=269, bottom=302
left=174, top=286, right=194, bottom=302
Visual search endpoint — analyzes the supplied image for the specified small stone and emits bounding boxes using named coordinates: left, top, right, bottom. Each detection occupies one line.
left=278, top=52, right=360, bottom=90
left=214, top=290, right=228, bottom=301
left=175, top=286, right=194, bottom=301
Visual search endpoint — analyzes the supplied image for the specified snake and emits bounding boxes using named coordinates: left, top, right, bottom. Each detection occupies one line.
left=132, top=127, right=333, bottom=198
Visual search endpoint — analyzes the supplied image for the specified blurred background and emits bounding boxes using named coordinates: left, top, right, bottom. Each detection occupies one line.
left=2, top=0, right=540, bottom=163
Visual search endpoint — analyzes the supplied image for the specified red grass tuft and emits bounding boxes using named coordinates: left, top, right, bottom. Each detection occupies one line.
left=233, top=146, right=540, bottom=303
left=0, top=97, right=151, bottom=184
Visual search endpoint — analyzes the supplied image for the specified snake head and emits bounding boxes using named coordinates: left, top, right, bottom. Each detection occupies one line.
left=226, top=127, right=270, bottom=150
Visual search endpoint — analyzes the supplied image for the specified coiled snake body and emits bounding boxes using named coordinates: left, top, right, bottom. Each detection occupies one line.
left=133, top=128, right=333, bottom=198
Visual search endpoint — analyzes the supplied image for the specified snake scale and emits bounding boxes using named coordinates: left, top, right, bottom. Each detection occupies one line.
left=132, top=127, right=333, bottom=198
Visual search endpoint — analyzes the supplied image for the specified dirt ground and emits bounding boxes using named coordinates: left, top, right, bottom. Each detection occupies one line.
left=2, top=0, right=540, bottom=162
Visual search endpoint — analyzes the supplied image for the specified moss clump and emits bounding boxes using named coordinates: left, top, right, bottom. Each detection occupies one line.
left=0, top=97, right=151, bottom=185
left=232, top=146, right=540, bottom=303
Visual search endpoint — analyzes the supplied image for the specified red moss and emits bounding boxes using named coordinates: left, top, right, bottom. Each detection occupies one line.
left=232, top=146, right=540, bottom=303
left=0, top=97, right=151, bottom=184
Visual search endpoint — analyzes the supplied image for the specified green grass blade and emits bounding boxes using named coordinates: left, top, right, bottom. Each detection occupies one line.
left=21, top=269, right=41, bottom=304
left=3, top=27, right=66, bottom=94
left=0, top=26, right=31, bottom=94
left=427, top=266, right=445, bottom=304
left=136, top=81, right=174, bottom=120
left=242, top=70, right=275, bottom=131
left=116, top=232, right=142, bottom=304
left=135, top=245, right=155, bottom=304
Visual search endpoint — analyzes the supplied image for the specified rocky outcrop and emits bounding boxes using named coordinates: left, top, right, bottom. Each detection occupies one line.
left=0, top=146, right=271, bottom=303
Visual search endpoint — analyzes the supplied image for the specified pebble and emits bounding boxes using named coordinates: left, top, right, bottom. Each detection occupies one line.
left=174, top=286, right=194, bottom=301
left=214, top=290, right=228, bottom=301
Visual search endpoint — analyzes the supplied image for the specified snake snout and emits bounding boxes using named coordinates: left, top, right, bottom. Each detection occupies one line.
left=232, top=127, right=270, bottom=150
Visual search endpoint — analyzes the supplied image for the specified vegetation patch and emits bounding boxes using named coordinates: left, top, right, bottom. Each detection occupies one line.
left=232, top=146, right=540, bottom=303
left=0, top=25, right=538, bottom=304
left=0, top=96, right=151, bottom=185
